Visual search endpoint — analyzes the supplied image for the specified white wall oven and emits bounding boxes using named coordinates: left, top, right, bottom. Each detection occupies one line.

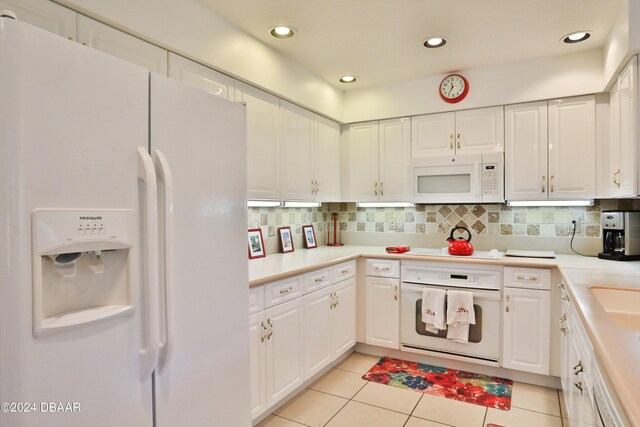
left=400, top=261, right=502, bottom=364
left=410, top=152, right=504, bottom=204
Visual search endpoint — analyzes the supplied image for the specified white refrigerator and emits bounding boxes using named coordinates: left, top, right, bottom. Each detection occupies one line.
left=0, top=17, right=250, bottom=427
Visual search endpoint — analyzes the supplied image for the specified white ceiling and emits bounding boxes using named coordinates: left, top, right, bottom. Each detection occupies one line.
left=198, top=0, right=622, bottom=91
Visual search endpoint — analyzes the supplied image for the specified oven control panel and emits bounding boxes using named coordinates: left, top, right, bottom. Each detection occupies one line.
left=401, top=262, right=502, bottom=290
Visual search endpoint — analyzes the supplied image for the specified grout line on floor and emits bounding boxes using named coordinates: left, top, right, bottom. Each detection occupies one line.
left=272, top=414, right=313, bottom=427
left=509, top=404, right=564, bottom=418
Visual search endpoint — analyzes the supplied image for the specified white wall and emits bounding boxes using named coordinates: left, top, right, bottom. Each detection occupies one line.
left=55, top=0, right=344, bottom=121
left=343, top=49, right=605, bottom=123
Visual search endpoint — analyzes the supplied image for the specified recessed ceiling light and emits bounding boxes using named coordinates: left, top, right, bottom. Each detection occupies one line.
left=562, top=31, right=591, bottom=44
left=339, top=75, right=357, bottom=83
left=423, top=37, right=447, bottom=48
left=270, top=26, right=295, bottom=39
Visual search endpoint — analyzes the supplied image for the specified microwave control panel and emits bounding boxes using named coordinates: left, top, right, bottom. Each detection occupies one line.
left=482, top=164, right=498, bottom=196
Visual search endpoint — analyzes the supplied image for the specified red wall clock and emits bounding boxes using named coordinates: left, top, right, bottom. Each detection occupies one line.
left=439, top=74, right=469, bottom=103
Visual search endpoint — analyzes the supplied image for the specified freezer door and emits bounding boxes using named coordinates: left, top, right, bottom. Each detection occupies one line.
left=0, top=19, right=152, bottom=427
left=150, top=74, right=251, bottom=426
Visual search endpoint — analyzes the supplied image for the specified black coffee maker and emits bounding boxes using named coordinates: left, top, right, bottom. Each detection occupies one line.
left=598, top=211, right=640, bottom=261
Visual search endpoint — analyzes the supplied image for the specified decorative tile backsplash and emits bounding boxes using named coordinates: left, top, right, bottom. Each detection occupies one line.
left=247, top=201, right=603, bottom=244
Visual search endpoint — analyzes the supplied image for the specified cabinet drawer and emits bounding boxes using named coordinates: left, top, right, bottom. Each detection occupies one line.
left=504, top=267, right=550, bottom=290
left=248, top=286, right=265, bottom=315
left=265, top=276, right=303, bottom=308
left=366, top=259, right=400, bottom=278
left=333, top=260, right=356, bottom=282
left=304, top=268, right=332, bottom=293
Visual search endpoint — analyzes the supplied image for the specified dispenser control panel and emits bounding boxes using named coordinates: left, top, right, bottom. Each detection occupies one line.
left=33, top=209, right=135, bottom=254
left=601, top=212, right=623, bottom=230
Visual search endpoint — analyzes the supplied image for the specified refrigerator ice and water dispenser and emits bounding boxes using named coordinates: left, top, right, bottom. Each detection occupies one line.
left=32, top=209, right=135, bottom=337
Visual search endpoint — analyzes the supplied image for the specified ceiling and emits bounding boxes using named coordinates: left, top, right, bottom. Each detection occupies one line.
left=199, top=0, right=622, bottom=91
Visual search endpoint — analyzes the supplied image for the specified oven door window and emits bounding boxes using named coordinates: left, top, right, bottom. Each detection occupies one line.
left=415, top=300, right=483, bottom=343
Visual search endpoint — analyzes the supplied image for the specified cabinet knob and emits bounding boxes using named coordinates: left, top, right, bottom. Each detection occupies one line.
left=542, top=176, right=546, bottom=193
left=380, top=182, right=384, bottom=197
left=574, top=381, right=583, bottom=395
left=562, top=295, right=570, bottom=302
left=558, top=283, right=565, bottom=290
left=573, top=361, right=584, bottom=375
left=505, top=306, right=510, bottom=313
left=560, top=327, right=567, bottom=335
left=279, top=286, right=293, bottom=294
left=260, top=321, right=267, bottom=343
left=394, top=285, right=398, bottom=300
left=267, top=319, right=273, bottom=339
left=374, top=182, right=378, bottom=196
left=550, top=175, right=555, bottom=192
left=613, top=169, right=621, bottom=188
left=560, top=314, right=567, bottom=322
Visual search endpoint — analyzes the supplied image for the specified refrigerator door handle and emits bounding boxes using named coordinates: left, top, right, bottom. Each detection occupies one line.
left=154, top=149, right=173, bottom=374
left=137, top=147, right=160, bottom=380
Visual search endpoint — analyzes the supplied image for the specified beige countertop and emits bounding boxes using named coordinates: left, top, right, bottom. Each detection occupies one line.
left=249, top=245, right=640, bottom=425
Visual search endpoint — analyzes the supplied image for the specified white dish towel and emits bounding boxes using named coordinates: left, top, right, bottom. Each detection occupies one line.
left=446, top=290, right=475, bottom=343
left=421, top=288, right=446, bottom=333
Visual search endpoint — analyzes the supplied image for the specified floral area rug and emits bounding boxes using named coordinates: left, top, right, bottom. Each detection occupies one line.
left=362, top=357, right=512, bottom=410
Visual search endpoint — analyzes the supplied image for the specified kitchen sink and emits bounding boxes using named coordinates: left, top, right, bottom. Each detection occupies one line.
left=590, top=287, right=640, bottom=331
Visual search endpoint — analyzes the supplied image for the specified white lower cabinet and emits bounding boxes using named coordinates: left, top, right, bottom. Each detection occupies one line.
left=365, top=276, right=400, bottom=349
left=502, top=287, right=550, bottom=375
left=303, top=277, right=356, bottom=379
left=250, top=297, right=304, bottom=419
left=250, top=261, right=356, bottom=421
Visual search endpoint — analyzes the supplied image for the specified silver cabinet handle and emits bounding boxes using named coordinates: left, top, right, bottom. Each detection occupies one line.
left=341, top=269, right=350, bottom=274
left=314, top=276, right=325, bottom=283
left=449, top=134, right=454, bottom=150
left=380, top=182, right=384, bottom=197
left=279, top=286, right=293, bottom=294
left=550, top=175, right=555, bottom=192
left=374, top=182, right=378, bottom=196
left=456, top=133, right=461, bottom=149
left=375, top=266, right=391, bottom=271
left=560, top=314, right=567, bottom=322
left=542, top=176, right=546, bottom=193
left=516, top=275, right=538, bottom=281
left=613, top=169, right=621, bottom=188
left=505, top=306, right=510, bottom=313
left=574, top=361, right=584, bottom=375
left=394, top=285, right=398, bottom=301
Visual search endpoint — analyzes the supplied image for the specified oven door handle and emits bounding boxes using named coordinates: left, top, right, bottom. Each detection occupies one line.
left=401, top=285, right=501, bottom=301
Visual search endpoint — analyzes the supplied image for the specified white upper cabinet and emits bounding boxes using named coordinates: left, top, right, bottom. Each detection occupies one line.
left=379, top=118, right=411, bottom=201
left=505, top=101, right=548, bottom=200
left=411, top=112, right=455, bottom=157
left=77, top=15, right=168, bottom=75
left=455, top=106, right=504, bottom=154
left=609, top=56, right=638, bottom=197
left=548, top=95, right=596, bottom=199
left=345, top=121, right=380, bottom=201
left=279, top=100, right=314, bottom=200
left=236, top=82, right=280, bottom=200
left=0, top=0, right=76, bottom=39
left=168, top=53, right=234, bottom=100
left=314, top=115, right=341, bottom=202
left=412, top=107, right=503, bottom=157
left=345, top=118, right=410, bottom=202
left=506, top=96, right=595, bottom=200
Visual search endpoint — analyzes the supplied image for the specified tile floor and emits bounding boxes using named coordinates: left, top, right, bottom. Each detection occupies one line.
left=257, top=352, right=566, bottom=427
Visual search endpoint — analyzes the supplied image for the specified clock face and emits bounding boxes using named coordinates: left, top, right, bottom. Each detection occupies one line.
left=439, top=74, right=469, bottom=103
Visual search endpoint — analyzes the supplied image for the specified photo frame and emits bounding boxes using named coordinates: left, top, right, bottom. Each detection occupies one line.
left=302, top=225, right=317, bottom=249
left=278, top=226, right=295, bottom=253
left=247, top=228, right=266, bottom=259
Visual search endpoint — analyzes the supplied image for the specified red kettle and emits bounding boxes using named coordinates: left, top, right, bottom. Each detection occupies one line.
left=447, top=226, right=474, bottom=255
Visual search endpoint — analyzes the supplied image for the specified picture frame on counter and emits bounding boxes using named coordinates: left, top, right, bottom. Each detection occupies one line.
left=302, top=225, right=317, bottom=249
left=247, top=228, right=266, bottom=259
left=278, top=226, right=295, bottom=253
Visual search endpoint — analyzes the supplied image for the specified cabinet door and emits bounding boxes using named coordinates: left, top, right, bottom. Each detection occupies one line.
left=168, top=53, right=234, bottom=100
left=315, top=115, right=341, bottom=202
left=411, top=112, right=455, bottom=157
left=333, top=278, right=356, bottom=357
left=0, top=0, right=76, bottom=39
left=346, top=122, right=380, bottom=201
left=615, top=57, right=638, bottom=197
left=280, top=100, right=314, bottom=200
left=249, top=312, right=267, bottom=420
left=77, top=15, right=168, bottom=75
left=235, top=82, right=280, bottom=200
left=365, top=277, right=399, bottom=349
left=548, top=96, right=596, bottom=199
left=455, top=106, right=504, bottom=154
left=505, top=102, right=548, bottom=200
left=265, top=298, right=304, bottom=407
left=379, top=118, right=411, bottom=201
left=502, top=288, right=550, bottom=375
left=303, top=287, right=333, bottom=379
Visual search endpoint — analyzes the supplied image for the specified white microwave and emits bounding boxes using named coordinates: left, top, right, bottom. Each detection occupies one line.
left=410, top=153, right=504, bottom=204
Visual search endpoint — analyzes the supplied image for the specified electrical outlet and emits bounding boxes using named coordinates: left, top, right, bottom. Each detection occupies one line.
left=389, top=220, right=396, bottom=230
